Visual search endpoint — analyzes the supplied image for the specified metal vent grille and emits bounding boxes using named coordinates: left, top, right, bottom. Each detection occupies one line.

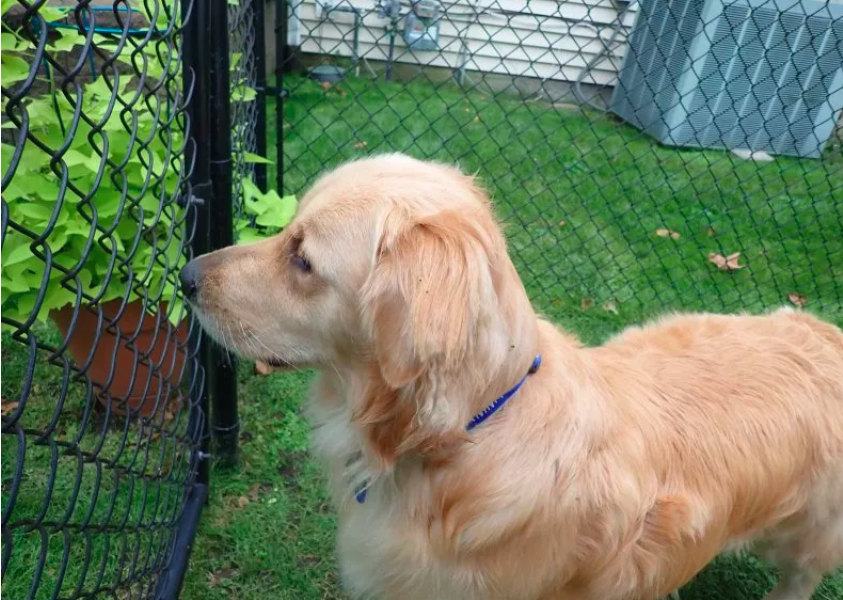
left=611, top=0, right=843, bottom=158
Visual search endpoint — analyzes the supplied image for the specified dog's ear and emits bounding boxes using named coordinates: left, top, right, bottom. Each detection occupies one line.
left=357, top=209, right=499, bottom=464
left=362, top=209, right=496, bottom=388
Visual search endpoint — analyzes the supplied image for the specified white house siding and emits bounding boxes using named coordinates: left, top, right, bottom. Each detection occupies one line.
left=294, top=0, right=637, bottom=86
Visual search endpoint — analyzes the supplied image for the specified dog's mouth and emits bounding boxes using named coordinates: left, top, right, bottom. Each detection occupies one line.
left=264, top=357, right=294, bottom=369
left=192, top=310, right=295, bottom=370
left=189, top=306, right=301, bottom=370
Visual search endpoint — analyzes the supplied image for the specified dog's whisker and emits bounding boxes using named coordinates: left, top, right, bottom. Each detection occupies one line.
left=249, top=331, right=306, bottom=374
left=230, top=315, right=300, bottom=371
left=214, top=318, right=228, bottom=358
left=223, top=321, right=235, bottom=366
left=238, top=319, right=261, bottom=359
left=326, top=360, right=346, bottom=386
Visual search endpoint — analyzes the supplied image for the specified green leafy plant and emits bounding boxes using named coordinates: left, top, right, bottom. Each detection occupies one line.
left=1, top=3, right=294, bottom=331
left=1, top=5, right=188, bottom=329
left=236, top=154, right=297, bottom=244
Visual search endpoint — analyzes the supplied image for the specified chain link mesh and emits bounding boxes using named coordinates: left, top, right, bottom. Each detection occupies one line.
left=1, top=2, right=206, bottom=598
left=229, top=0, right=261, bottom=225
left=279, top=0, right=842, bottom=321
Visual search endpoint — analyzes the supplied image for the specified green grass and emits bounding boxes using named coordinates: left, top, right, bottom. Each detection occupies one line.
left=3, top=72, right=842, bottom=600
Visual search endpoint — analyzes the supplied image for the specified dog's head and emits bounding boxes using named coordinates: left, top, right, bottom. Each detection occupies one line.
left=183, top=154, right=537, bottom=462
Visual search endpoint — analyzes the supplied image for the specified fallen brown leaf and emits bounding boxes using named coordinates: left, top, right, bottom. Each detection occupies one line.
left=236, top=495, right=249, bottom=508
left=213, top=515, right=228, bottom=529
left=655, top=228, right=681, bottom=239
left=581, top=298, right=593, bottom=310
left=1, top=398, right=19, bottom=417
left=298, top=554, right=322, bottom=568
left=353, top=141, right=368, bottom=149
left=708, top=252, right=745, bottom=271
left=208, top=567, right=238, bottom=588
left=558, top=219, right=566, bottom=227
left=319, top=81, right=333, bottom=91
left=602, top=301, right=619, bottom=314
left=255, top=360, right=278, bottom=375
left=247, top=482, right=273, bottom=501
left=787, top=293, right=808, bottom=308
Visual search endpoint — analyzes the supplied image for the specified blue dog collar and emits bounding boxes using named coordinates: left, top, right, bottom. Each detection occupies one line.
left=355, top=354, right=542, bottom=504
left=466, top=354, right=542, bottom=431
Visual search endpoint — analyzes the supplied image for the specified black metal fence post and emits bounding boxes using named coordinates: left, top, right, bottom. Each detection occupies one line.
left=254, top=0, right=268, bottom=192
left=275, top=0, right=287, bottom=195
left=154, top=0, right=213, bottom=596
left=181, top=0, right=213, bottom=490
left=208, top=0, right=239, bottom=467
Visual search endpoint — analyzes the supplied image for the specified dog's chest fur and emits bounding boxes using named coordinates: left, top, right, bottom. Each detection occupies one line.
left=306, top=374, right=494, bottom=600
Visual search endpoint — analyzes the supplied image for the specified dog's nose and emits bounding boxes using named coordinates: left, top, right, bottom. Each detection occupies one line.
left=179, top=259, right=202, bottom=301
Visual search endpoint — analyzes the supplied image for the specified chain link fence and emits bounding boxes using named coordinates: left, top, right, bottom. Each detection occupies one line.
left=230, top=0, right=262, bottom=216
left=1, top=1, right=215, bottom=598
left=2, top=0, right=841, bottom=597
left=277, top=0, right=843, bottom=322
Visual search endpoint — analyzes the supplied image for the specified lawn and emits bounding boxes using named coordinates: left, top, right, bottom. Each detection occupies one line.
left=3, top=71, right=842, bottom=600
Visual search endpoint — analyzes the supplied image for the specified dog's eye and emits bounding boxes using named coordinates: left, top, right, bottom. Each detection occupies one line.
left=292, top=254, right=311, bottom=273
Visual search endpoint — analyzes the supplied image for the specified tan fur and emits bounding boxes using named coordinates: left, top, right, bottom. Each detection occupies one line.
left=185, top=154, right=843, bottom=600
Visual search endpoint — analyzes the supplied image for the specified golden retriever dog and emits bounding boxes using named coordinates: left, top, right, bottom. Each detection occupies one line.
left=181, top=154, right=843, bottom=600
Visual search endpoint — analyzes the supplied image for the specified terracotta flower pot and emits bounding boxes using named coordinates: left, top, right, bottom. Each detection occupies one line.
left=51, top=299, right=189, bottom=417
